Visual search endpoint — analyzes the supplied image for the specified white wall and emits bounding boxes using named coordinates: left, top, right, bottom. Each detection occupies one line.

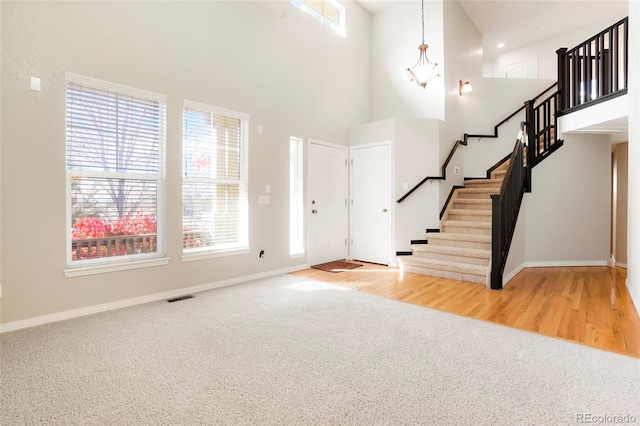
left=627, top=0, right=640, bottom=310
left=488, top=16, right=629, bottom=79
left=0, top=0, right=2, bottom=303
left=439, top=0, right=482, bottom=207
left=613, top=143, right=628, bottom=266
left=348, top=118, right=441, bottom=253
left=523, top=135, right=611, bottom=265
left=371, top=0, right=445, bottom=121
left=0, top=1, right=372, bottom=324
left=463, top=78, right=555, bottom=177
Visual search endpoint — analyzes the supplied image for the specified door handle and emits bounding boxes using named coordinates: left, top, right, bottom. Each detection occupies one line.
left=312, top=209, right=318, bottom=214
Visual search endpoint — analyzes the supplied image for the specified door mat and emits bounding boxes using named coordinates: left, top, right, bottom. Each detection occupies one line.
left=311, top=260, right=363, bottom=273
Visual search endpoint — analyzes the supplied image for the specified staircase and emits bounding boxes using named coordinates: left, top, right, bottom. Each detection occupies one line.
left=399, top=160, right=509, bottom=286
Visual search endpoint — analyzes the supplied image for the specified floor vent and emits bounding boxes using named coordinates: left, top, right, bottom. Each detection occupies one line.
left=167, top=295, right=194, bottom=303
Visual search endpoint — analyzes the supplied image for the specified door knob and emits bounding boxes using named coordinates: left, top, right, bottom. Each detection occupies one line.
left=382, top=208, right=388, bottom=212
left=312, top=209, right=318, bottom=214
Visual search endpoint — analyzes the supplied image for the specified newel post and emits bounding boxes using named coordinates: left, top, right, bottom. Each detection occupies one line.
left=524, top=100, right=535, bottom=165
left=556, top=48, right=569, bottom=111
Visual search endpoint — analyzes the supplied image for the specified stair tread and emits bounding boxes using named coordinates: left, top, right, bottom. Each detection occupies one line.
left=465, top=178, right=504, bottom=185
left=452, top=198, right=492, bottom=203
left=442, top=220, right=492, bottom=229
left=457, top=187, right=501, bottom=193
left=448, top=209, right=492, bottom=216
left=411, top=244, right=491, bottom=259
left=427, top=233, right=491, bottom=242
left=401, top=256, right=487, bottom=275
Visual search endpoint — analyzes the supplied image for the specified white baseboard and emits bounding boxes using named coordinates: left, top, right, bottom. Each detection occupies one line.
left=501, top=260, right=609, bottom=287
left=616, top=262, right=627, bottom=268
left=0, top=264, right=309, bottom=334
left=502, top=264, right=526, bottom=286
left=522, top=260, right=608, bottom=268
left=626, top=277, right=640, bottom=315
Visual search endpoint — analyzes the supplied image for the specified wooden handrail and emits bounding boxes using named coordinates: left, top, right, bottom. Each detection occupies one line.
left=396, top=139, right=466, bottom=203
left=464, top=82, right=558, bottom=141
left=396, top=82, right=558, bottom=204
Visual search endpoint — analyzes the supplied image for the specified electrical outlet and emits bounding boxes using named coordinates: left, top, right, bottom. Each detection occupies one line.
left=454, top=166, right=460, bottom=176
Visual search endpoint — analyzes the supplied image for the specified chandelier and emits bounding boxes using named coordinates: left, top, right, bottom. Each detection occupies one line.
left=406, top=0, right=439, bottom=89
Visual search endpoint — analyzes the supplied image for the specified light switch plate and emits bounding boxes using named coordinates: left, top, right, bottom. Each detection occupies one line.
left=30, top=77, right=41, bottom=91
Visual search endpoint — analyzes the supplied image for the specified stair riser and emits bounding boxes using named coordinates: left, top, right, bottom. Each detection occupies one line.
left=465, top=182, right=502, bottom=189
left=402, top=265, right=486, bottom=285
left=447, top=214, right=492, bottom=223
left=452, top=202, right=492, bottom=211
left=442, top=226, right=492, bottom=236
left=456, top=192, right=498, bottom=199
left=411, top=251, right=489, bottom=266
left=427, top=239, right=491, bottom=251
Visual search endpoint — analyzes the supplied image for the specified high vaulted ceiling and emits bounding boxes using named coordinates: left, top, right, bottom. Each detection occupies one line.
left=357, top=0, right=629, bottom=59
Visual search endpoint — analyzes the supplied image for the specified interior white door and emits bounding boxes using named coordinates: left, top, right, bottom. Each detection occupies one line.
left=308, top=140, right=348, bottom=265
left=350, top=142, right=391, bottom=265
left=505, top=58, right=538, bottom=79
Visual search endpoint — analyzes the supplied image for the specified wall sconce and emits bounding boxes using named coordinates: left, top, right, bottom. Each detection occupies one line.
left=459, top=80, right=472, bottom=96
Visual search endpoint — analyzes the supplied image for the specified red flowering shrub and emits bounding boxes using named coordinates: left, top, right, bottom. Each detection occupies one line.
left=72, top=214, right=156, bottom=240
left=110, top=214, right=157, bottom=236
left=71, top=217, right=112, bottom=239
left=71, top=214, right=157, bottom=260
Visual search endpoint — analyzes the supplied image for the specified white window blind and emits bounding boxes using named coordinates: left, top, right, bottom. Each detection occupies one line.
left=182, top=101, right=249, bottom=255
left=66, top=73, right=166, bottom=267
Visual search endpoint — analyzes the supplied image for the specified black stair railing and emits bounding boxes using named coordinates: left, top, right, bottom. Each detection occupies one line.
left=490, top=136, right=526, bottom=290
left=557, top=17, right=628, bottom=114
left=397, top=83, right=558, bottom=204
left=524, top=90, right=564, bottom=172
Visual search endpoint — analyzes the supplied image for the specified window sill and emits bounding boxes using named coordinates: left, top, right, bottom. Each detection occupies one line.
left=182, top=247, right=250, bottom=263
left=64, top=257, right=170, bottom=278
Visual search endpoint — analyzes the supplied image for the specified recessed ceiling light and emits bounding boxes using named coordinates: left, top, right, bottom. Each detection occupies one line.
left=497, top=42, right=505, bottom=49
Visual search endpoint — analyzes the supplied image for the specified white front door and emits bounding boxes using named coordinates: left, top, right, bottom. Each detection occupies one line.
left=350, top=142, right=391, bottom=265
left=308, top=140, right=348, bottom=265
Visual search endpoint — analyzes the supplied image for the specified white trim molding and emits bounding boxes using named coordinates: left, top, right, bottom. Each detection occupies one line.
left=627, top=277, right=640, bottom=314
left=1, top=265, right=309, bottom=333
left=502, top=260, right=609, bottom=287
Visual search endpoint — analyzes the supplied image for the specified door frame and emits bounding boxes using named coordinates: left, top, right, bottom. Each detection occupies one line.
left=348, top=140, right=394, bottom=266
left=307, top=138, right=349, bottom=265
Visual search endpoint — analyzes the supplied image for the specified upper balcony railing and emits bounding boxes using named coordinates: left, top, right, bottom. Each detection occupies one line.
left=557, top=17, right=628, bottom=115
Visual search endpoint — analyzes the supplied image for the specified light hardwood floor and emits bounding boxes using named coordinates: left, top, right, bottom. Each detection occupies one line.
left=291, top=263, right=640, bottom=358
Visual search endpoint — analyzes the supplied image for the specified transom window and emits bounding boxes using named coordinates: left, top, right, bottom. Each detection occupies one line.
left=65, top=73, right=166, bottom=271
left=182, top=101, right=249, bottom=258
left=292, top=0, right=345, bottom=36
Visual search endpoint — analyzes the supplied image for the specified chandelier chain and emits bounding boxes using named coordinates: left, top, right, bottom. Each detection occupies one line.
left=421, top=0, right=425, bottom=44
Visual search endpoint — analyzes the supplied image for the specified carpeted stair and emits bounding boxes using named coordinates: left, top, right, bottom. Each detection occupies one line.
left=399, top=160, right=509, bottom=286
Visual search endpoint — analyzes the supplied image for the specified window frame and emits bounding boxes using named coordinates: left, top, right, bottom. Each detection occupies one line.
left=289, top=136, right=305, bottom=257
left=181, top=100, right=250, bottom=262
left=291, top=0, right=346, bottom=37
left=64, top=73, right=168, bottom=277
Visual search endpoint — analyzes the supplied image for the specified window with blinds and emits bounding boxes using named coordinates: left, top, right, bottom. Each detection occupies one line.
left=65, top=73, right=166, bottom=267
left=291, top=0, right=345, bottom=36
left=182, top=101, right=249, bottom=255
left=290, top=137, right=304, bottom=256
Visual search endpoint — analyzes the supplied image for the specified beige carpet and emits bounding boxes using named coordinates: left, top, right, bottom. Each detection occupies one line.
left=2, top=274, right=639, bottom=425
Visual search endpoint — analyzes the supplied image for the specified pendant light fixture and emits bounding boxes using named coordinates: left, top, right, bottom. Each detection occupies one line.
left=406, top=0, right=439, bottom=89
